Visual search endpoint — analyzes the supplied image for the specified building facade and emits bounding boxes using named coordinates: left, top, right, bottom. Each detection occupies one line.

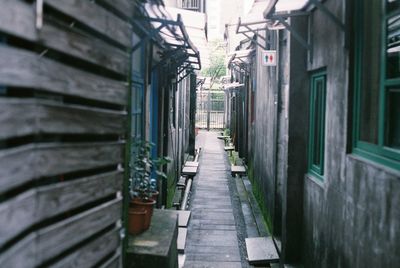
left=227, top=0, right=400, bottom=267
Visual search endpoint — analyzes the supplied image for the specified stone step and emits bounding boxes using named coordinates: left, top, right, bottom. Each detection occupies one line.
left=178, top=227, right=188, bottom=253
left=245, top=237, right=279, bottom=265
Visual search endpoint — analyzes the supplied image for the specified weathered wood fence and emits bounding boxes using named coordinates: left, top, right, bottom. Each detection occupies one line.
left=0, top=0, right=133, bottom=266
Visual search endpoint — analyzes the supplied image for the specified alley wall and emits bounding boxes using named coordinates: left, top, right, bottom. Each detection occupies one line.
left=230, top=0, right=400, bottom=266
left=303, top=1, right=400, bottom=267
left=0, top=0, right=133, bottom=266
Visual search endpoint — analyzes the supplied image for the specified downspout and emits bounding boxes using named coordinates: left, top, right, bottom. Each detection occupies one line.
left=273, top=29, right=281, bottom=238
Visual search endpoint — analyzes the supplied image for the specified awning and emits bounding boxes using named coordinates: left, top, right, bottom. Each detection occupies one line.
left=264, top=0, right=344, bottom=51
left=133, top=2, right=201, bottom=71
left=236, top=0, right=270, bottom=49
left=166, top=7, right=209, bottom=69
left=223, top=82, right=244, bottom=90
left=227, top=49, right=255, bottom=67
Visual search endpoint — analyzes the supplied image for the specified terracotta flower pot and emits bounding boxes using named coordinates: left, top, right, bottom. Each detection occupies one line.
left=128, top=207, right=146, bottom=235
left=130, top=198, right=156, bottom=231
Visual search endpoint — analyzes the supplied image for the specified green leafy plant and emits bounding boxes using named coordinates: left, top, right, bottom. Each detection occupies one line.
left=129, top=140, right=172, bottom=200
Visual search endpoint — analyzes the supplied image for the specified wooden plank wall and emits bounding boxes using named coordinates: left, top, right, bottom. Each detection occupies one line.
left=0, top=0, right=133, bottom=266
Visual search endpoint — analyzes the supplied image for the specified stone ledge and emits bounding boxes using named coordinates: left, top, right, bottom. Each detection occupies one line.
left=127, top=209, right=178, bottom=268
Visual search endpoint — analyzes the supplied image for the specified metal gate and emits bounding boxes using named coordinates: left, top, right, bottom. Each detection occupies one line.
left=196, top=90, right=225, bottom=129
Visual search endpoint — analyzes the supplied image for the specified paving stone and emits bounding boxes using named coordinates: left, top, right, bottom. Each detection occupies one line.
left=192, top=212, right=234, bottom=221
left=176, top=210, right=191, bottom=227
left=231, top=165, right=246, bottom=176
left=185, top=161, right=199, bottom=167
left=183, top=261, right=242, bottom=268
left=188, top=229, right=238, bottom=237
left=191, top=204, right=233, bottom=209
left=245, top=237, right=279, bottom=265
left=178, top=254, right=186, bottom=268
left=185, top=252, right=241, bottom=262
left=190, top=223, right=237, bottom=231
left=187, top=233, right=238, bottom=245
left=191, top=208, right=233, bottom=214
left=178, top=228, right=187, bottom=253
left=190, top=218, right=236, bottom=226
left=182, top=166, right=198, bottom=176
left=184, top=131, right=242, bottom=268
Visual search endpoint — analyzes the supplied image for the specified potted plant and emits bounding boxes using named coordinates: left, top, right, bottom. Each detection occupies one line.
left=128, top=140, right=171, bottom=235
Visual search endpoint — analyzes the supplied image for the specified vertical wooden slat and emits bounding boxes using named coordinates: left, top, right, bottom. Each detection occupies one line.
left=0, top=0, right=133, bottom=265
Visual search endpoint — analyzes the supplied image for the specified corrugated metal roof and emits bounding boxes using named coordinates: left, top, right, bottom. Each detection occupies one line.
left=237, top=0, right=270, bottom=32
left=165, top=7, right=209, bottom=68
left=275, top=0, right=308, bottom=13
left=137, top=3, right=201, bottom=70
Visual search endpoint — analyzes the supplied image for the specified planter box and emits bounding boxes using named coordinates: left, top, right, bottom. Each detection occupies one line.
left=126, top=209, right=178, bottom=268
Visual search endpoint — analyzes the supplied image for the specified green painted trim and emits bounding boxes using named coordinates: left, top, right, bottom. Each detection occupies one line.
left=379, top=0, right=387, bottom=148
left=308, top=70, right=327, bottom=179
left=352, top=0, right=400, bottom=171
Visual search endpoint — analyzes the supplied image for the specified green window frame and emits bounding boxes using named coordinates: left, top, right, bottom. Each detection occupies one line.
left=308, top=71, right=327, bottom=179
left=353, top=0, right=400, bottom=170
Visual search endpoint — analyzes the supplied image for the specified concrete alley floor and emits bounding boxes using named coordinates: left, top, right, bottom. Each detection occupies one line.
left=183, top=130, right=249, bottom=268
left=180, top=129, right=374, bottom=268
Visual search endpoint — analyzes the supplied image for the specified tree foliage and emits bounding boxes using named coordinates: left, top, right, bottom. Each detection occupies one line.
left=200, top=40, right=227, bottom=79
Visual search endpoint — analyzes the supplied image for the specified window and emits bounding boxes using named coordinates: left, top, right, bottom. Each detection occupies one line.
left=132, top=83, right=144, bottom=141
left=354, top=0, right=400, bottom=169
left=170, top=83, right=176, bottom=128
left=182, top=0, right=200, bottom=10
left=308, top=71, right=327, bottom=178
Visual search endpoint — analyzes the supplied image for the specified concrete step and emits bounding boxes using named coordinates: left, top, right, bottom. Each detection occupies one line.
left=178, top=227, right=188, bottom=253
left=245, top=237, right=279, bottom=265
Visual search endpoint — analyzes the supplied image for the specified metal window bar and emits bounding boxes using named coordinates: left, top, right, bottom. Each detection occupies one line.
left=182, top=0, right=200, bottom=10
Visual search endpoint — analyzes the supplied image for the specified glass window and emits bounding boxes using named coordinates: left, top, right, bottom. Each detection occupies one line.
left=308, top=71, right=326, bottom=178
left=354, top=0, right=400, bottom=169
left=385, top=89, right=400, bottom=149
left=358, top=0, right=382, bottom=144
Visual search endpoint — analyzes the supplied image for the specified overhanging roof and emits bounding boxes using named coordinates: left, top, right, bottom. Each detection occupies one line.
left=223, top=82, right=244, bottom=90
left=237, top=0, right=270, bottom=34
left=133, top=2, right=201, bottom=70
left=263, top=0, right=344, bottom=52
left=166, top=7, right=209, bottom=69
left=227, top=49, right=255, bottom=67
left=264, top=0, right=344, bottom=31
left=236, top=0, right=270, bottom=49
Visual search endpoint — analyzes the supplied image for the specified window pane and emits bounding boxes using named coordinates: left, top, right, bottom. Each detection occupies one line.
left=388, top=0, right=400, bottom=13
left=312, top=79, right=323, bottom=166
left=387, top=13, right=400, bottom=78
left=385, top=89, right=400, bottom=149
left=359, top=0, right=381, bottom=144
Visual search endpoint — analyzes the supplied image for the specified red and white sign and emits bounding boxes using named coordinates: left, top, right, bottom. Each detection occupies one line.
left=262, top=50, right=277, bottom=66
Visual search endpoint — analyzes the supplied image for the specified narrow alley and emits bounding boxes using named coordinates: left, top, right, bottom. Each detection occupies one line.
left=184, top=131, right=242, bottom=268
left=0, top=0, right=399, bottom=267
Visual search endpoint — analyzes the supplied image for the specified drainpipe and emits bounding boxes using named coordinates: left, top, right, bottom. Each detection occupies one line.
left=273, top=30, right=281, bottom=238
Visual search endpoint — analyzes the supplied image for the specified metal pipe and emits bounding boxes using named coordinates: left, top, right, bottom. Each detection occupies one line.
left=194, top=147, right=201, bottom=162
left=180, top=178, right=192, bottom=210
